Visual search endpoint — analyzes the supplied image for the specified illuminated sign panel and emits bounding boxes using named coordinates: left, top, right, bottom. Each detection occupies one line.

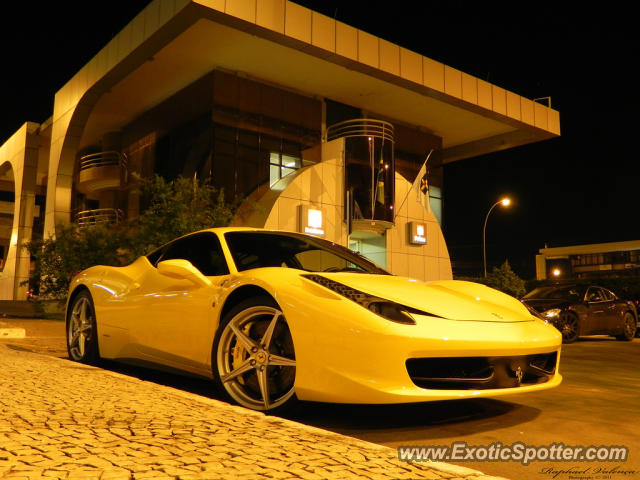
left=408, top=222, right=426, bottom=245
left=299, top=205, right=325, bottom=237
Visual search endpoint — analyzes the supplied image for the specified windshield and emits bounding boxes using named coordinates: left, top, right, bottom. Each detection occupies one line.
left=224, top=231, right=389, bottom=274
left=523, top=286, right=585, bottom=300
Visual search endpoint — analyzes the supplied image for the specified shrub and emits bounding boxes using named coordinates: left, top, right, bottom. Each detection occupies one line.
left=485, top=260, right=526, bottom=298
left=24, top=175, right=235, bottom=300
left=129, top=175, right=235, bottom=257
left=453, top=260, right=526, bottom=298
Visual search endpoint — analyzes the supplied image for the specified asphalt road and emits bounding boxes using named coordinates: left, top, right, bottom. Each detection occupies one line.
left=293, top=337, right=640, bottom=479
left=2, top=318, right=639, bottom=480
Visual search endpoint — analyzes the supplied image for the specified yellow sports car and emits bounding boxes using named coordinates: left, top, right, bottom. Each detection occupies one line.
left=66, top=227, right=562, bottom=412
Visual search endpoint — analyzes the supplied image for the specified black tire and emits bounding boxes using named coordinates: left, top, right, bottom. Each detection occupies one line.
left=213, top=296, right=298, bottom=413
left=558, top=311, right=579, bottom=344
left=615, top=312, right=636, bottom=341
left=66, top=290, right=100, bottom=364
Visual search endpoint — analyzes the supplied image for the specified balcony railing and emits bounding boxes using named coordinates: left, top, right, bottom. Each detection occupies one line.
left=79, top=151, right=127, bottom=171
left=75, top=208, right=124, bottom=228
left=77, top=151, right=128, bottom=194
left=325, top=118, right=394, bottom=143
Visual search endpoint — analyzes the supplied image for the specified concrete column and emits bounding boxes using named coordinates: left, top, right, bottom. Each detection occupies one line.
left=44, top=129, right=77, bottom=238
left=15, top=193, right=35, bottom=298
left=13, top=133, right=40, bottom=299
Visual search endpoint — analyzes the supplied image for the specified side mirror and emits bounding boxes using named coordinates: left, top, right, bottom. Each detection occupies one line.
left=157, top=259, right=212, bottom=288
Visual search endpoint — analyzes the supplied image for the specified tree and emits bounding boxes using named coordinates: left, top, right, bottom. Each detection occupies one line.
left=128, top=175, right=235, bottom=257
left=24, top=222, right=128, bottom=300
left=486, top=260, right=526, bottom=298
left=24, top=175, right=235, bottom=300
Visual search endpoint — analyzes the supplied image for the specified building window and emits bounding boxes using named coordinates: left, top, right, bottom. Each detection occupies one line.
left=429, top=185, right=443, bottom=225
left=270, top=152, right=301, bottom=187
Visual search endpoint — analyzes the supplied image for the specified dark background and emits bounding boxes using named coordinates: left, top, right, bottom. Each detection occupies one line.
left=2, top=1, right=637, bottom=278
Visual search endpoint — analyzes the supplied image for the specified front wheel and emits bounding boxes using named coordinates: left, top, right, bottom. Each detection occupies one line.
left=615, top=312, right=636, bottom=341
left=558, top=311, right=579, bottom=344
left=214, top=296, right=297, bottom=412
left=66, top=290, right=100, bottom=364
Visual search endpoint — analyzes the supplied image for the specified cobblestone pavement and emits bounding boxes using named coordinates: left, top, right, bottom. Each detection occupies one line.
left=0, top=342, right=507, bottom=480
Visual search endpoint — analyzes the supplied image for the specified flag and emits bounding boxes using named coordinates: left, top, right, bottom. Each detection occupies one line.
left=411, top=150, right=432, bottom=212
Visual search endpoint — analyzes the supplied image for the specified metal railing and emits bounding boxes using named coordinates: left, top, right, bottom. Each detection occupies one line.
left=79, top=151, right=128, bottom=171
left=75, top=208, right=124, bottom=228
left=325, top=118, right=394, bottom=143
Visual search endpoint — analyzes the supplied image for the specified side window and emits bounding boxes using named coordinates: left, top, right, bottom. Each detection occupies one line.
left=601, top=289, right=614, bottom=301
left=586, top=287, right=603, bottom=302
left=294, top=249, right=363, bottom=272
left=160, top=233, right=229, bottom=276
left=146, top=246, right=165, bottom=266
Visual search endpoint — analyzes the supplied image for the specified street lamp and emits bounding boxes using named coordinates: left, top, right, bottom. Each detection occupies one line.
left=483, top=197, right=511, bottom=277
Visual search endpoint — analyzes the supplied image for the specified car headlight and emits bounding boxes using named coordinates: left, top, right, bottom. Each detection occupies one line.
left=541, top=308, right=562, bottom=319
left=302, top=274, right=442, bottom=325
left=521, top=302, right=548, bottom=323
left=367, top=301, right=418, bottom=324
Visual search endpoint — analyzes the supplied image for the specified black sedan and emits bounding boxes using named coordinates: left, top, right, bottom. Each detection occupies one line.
left=521, top=285, right=637, bottom=343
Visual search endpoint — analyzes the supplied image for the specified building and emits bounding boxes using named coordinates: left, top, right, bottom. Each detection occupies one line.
left=536, top=241, right=640, bottom=280
left=0, top=0, right=560, bottom=300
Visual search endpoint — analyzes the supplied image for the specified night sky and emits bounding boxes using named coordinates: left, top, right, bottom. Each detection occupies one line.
left=2, top=1, right=637, bottom=279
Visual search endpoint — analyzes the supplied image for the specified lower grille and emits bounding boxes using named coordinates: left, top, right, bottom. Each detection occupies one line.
left=406, top=351, right=558, bottom=390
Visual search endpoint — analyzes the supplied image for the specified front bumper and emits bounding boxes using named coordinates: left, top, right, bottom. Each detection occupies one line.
left=290, top=304, right=563, bottom=404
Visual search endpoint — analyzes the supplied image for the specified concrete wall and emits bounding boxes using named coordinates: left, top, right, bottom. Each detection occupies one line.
left=0, top=123, right=41, bottom=300
left=259, top=138, right=452, bottom=282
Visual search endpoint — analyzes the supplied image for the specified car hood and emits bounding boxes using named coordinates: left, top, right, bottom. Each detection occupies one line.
left=521, top=298, right=572, bottom=312
left=316, top=274, right=534, bottom=322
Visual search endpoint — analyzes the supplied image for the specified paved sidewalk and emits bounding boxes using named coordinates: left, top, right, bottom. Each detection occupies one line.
left=0, top=343, right=507, bottom=480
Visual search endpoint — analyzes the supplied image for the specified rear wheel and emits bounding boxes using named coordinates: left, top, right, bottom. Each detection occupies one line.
left=66, top=291, right=100, bottom=364
left=214, top=296, right=297, bottom=412
left=615, top=312, right=636, bottom=341
left=558, top=311, right=579, bottom=344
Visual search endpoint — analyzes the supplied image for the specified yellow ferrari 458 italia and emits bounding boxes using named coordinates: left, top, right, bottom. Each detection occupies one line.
left=66, top=227, right=562, bottom=412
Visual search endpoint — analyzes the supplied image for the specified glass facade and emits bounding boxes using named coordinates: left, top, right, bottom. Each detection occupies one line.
left=326, top=119, right=395, bottom=225
left=345, top=135, right=394, bottom=223
left=570, top=250, right=640, bottom=277
left=77, top=71, right=323, bottom=217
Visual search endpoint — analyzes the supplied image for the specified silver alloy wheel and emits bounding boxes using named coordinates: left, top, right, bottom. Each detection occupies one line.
left=68, top=296, right=94, bottom=361
left=217, top=305, right=296, bottom=411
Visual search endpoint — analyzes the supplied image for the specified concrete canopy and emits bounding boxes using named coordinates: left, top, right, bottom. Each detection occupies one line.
left=45, top=0, right=560, bottom=236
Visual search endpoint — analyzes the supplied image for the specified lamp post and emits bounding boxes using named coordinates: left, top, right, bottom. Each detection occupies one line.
left=483, top=197, right=511, bottom=277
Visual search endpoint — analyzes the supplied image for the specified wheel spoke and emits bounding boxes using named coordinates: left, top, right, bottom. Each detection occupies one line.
left=269, top=354, right=296, bottom=367
left=229, top=321, right=258, bottom=351
left=260, top=312, right=282, bottom=349
left=79, top=299, right=88, bottom=323
left=77, top=324, right=91, bottom=334
left=221, top=358, right=254, bottom=383
left=78, top=334, right=85, bottom=357
left=257, top=367, right=270, bottom=410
